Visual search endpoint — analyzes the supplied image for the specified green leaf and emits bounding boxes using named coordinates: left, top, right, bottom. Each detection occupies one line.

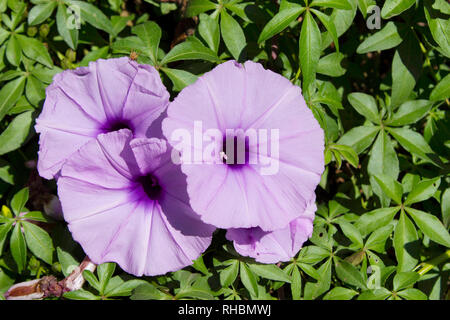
left=388, top=100, right=432, bottom=126
left=16, top=35, right=53, bottom=68
left=299, top=11, right=321, bottom=93
left=334, top=258, right=367, bottom=289
left=310, top=0, right=352, bottom=10
left=132, top=21, right=161, bottom=64
left=323, top=287, right=358, bottom=300
left=26, top=75, right=45, bottom=106
left=347, top=92, right=380, bottom=123
left=357, top=0, right=376, bottom=18
left=186, top=0, right=217, bottom=17
left=368, top=130, right=399, bottom=180
left=298, top=245, right=331, bottom=264
left=405, top=207, right=450, bottom=247
left=67, top=0, right=113, bottom=34
left=56, top=3, right=79, bottom=50
left=358, top=288, right=391, bottom=300
left=321, top=0, right=357, bottom=50
left=442, top=188, right=450, bottom=228
left=64, top=289, right=101, bottom=300
left=0, top=28, right=9, bottom=46
left=373, top=174, right=403, bottom=205
left=97, top=262, right=116, bottom=295
left=131, top=283, right=170, bottom=300
left=10, top=223, right=26, bottom=273
left=393, top=211, right=419, bottom=272
left=28, top=1, right=57, bottom=25
left=330, top=144, right=358, bottom=168
left=355, top=207, right=399, bottom=237
left=82, top=270, right=100, bottom=291
left=198, top=13, right=220, bottom=53
left=303, top=258, right=332, bottom=299
left=0, top=220, right=13, bottom=255
left=0, top=158, right=14, bottom=184
left=424, top=3, right=450, bottom=57
left=311, top=9, right=339, bottom=52
left=381, top=0, right=415, bottom=19
left=337, top=125, right=379, bottom=154
left=298, top=263, right=321, bottom=280
left=23, top=211, right=53, bottom=223
left=248, top=263, right=291, bottom=283
left=397, top=288, right=427, bottom=300
left=357, top=22, right=403, bottom=54
left=105, top=279, right=147, bottom=297
left=404, top=178, right=440, bottom=205
left=430, top=73, right=450, bottom=101
left=10, top=187, right=29, bottom=215
left=0, top=111, right=34, bottom=156
left=339, top=221, right=364, bottom=248
left=257, top=4, right=304, bottom=43
left=22, top=221, right=53, bottom=264
left=6, top=35, right=21, bottom=66
left=161, top=68, right=198, bottom=92
left=220, top=260, right=239, bottom=287
left=317, top=52, right=346, bottom=77
left=239, top=262, right=258, bottom=297
left=365, top=224, right=394, bottom=253
left=291, top=265, right=301, bottom=300
left=387, top=127, right=437, bottom=164
left=220, top=10, right=246, bottom=61
left=161, top=37, right=219, bottom=65
left=57, top=247, right=79, bottom=277
left=393, top=271, right=420, bottom=291
left=79, top=46, right=109, bottom=67
left=390, top=33, right=422, bottom=108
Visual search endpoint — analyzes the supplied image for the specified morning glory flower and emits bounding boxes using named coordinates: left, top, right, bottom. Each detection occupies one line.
left=162, top=60, right=324, bottom=231
left=35, top=57, right=169, bottom=180
left=57, top=129, right=214, bottom=276
left=226, top=198, right=317, bottom=263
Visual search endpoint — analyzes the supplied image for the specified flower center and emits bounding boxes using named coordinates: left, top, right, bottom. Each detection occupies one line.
left=138, top=174, right=162, bottom=200
left=221, top=135, right=250, bottom=168
left=102, top=119, right=133, bottom=133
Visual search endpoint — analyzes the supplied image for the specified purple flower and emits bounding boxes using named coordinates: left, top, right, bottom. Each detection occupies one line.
left=57, top=129, right=214, bottom=276
left=35, top=57, right=169, bottom=180
left=162, top=60, right=324, bottom=232
left=226, top=198, right=316, bottom=263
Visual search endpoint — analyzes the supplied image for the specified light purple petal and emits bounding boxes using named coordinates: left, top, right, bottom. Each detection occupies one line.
left=58, top=130, right=213, bottom=276
left=226, top=199, right=317, bottom=263
left=35, top=57, right=169, bottom=179
left=162, top=60, right=324, bottom=231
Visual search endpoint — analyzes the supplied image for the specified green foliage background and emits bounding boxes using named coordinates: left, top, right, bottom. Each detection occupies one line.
left=0, top=0, right=449, bottom=300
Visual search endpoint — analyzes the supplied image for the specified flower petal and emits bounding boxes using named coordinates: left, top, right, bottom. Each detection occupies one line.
left=227, top=200, right=316, bottom=263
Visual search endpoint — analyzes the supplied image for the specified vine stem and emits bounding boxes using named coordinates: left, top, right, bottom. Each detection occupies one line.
left=4, top=256, right=96, bottom=300
left=414, top=249, right=450, bottom=276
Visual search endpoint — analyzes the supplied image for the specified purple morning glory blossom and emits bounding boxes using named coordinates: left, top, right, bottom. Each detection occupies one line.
left=35, top=57, right=169, bottom=180
left=226, top=197, right=317, bottom=263
left=162, top=60, right=324, bottom=232
left=57, top=129, right=214, bottom=276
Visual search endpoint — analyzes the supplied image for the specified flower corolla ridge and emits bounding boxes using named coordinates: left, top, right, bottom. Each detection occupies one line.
left=57, top=129, right=215, bottom=276
left=35, top=57, right=169, bottom=180
left=162, top=60, right=325, bottom=232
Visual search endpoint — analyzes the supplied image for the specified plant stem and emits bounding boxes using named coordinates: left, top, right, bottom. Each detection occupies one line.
left=414, top=249, right=450, bottom=276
